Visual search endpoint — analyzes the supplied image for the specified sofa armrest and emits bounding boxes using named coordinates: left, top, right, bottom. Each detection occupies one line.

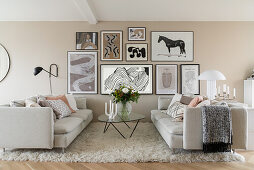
left=0, top=107, right=54, bottom=149
left=183, top=107, right=248, bottom=150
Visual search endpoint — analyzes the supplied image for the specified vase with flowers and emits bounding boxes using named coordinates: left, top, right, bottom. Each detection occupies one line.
left=111, top=85, right=140, bottom=119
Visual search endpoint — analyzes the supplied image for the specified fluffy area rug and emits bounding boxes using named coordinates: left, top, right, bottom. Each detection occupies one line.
left=0, top=122, right=245, bottom=163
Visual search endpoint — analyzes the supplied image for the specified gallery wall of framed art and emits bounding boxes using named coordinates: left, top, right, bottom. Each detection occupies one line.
left=69, top=26, right=199, bottom=96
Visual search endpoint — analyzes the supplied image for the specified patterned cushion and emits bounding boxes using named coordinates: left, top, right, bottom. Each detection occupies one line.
left=167, top=101, right=186, bottom=118
left=46, top=95, right=75, bottom=113
left=47, top=100, right=72, bottom=119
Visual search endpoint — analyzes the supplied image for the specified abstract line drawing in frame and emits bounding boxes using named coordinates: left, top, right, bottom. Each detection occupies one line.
left=126, top=43, right=148, bottom=61
left=76, top=32, right=98, bottom=50
left=67, top=51, right=98, bottom=94
left=100, top=64, right=153, bottom=94
left=128, top=27, right=146, bottom=41
left=180, top=64, right=200, bottom=95
left=101, top=30, right=123, bottom=61
left=151, top=31, right=194, bottom=62
left=156, top=64, right=178, bottom=95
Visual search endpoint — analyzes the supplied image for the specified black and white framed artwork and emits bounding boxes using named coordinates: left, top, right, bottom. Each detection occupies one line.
left=126, top=43, right=148, bottom=61
left=128, top=27, right=146, bottom=41
left=156, top=65, right=178, bottom=95
left=100, top=64, right=153, bottom=94
left=180, top=64, right=200, bottom=95
left=151, top=31, right=194, bottom=62
left=67, top=51, right=97, bottom=94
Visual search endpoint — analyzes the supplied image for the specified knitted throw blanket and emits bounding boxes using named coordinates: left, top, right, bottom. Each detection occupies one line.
left=201, top=105, right=232, bottom=153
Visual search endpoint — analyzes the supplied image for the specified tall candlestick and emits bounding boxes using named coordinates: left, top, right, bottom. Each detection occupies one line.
left=227, top=86, right=230, bottom=95
left=233, top=88, right=236, bottom=98
left=109, top=100, right=112, bottom=114
left=218, top=86, right=221, bottom=95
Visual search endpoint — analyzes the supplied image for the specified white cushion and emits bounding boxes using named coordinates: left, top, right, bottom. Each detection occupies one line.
left=167, top=101, right=186, bottom=118
left=65, top=94, right=78, bottom=111
left=54, top=117, right=83, bottom=134
left=70, top=109, right=92, bottom=121
left=25, top=99, right=41, bottom=107
left=168, top=93, right=182, bottom=108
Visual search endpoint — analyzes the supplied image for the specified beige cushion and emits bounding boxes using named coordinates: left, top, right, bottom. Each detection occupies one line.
left=10, top=100, right=25, bottom=107
left=54, top=117, right=83, bottom=134
left=65, top=94, right=78, bottom=111
left=70, top=109, right=92, bottom=121
left=158, top=97, right=172, bottom=110
left=25, top=99, right=41, bottom=107
left=75, top=97, right=87, bottom=109
left=151, top=110, right=183, bottom=135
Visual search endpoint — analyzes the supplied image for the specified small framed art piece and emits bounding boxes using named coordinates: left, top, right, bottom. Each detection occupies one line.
left=67, top=51, right=98, bottom=94
left=101, top=30, right=123, bottom=61
left=126, top=43, right=148, bottom=61
left=151, top=31, right=194, bottom=61
left=76, top=32, right=98, bottom=50
left=180, top=64, right=200, bottom=95
left=128, top=27, right=146, bottom=41
left=100, top=64, right=153, bottom=94
left=156, top=64, right=178, bottom=95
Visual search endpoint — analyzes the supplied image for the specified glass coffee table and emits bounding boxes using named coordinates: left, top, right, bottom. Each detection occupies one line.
left=98, top=113, right=145, bottom=139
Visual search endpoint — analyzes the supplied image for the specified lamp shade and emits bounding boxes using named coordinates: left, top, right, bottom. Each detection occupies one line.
left=34, top=67, right=43, bottom=76
left=198, top=70, right=226, bottom=80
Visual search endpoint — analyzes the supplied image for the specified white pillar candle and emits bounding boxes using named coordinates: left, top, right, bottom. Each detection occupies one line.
left=218, top=86, right=221, bottom=95
left=223, top=84, right=227, bottom=93
left=227, top=86, right=230, bottom=95
left=233, top=88, right=236, bottom=98
left=105, top=102, right=107, bottom=112
left=109, top=100, right=112, bottom=114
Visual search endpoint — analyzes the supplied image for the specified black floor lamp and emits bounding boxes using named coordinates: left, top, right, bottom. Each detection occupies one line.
left=34, top=64, right=58, bottom=95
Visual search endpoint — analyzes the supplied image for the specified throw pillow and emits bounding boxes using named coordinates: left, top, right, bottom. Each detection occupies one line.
left=75, top=97, right=87, bottom=109
left=188, top=96, right=204, bottom=107
left=46, top=95, right=75, bottom=113
left=168, top=93, right=182, bottom=108
left=25, top=99, right=41, bottom=107
left=167, top=101, right=186, bottom=119
left=10, top=100, right=25, bottom=107
left=65, top=94, right=78, bottom=111
left=180, top=96, right=194, bottom=105
left=196, top=100, right=210, bottom=107
left=46, top=99, right=72, bottom=119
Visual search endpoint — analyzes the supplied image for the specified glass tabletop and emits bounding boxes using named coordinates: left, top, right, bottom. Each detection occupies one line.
left=98, top=113, right=145, bottom=123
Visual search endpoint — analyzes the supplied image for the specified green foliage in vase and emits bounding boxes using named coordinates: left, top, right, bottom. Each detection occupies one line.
left=111, top=85, right=140, bottom=104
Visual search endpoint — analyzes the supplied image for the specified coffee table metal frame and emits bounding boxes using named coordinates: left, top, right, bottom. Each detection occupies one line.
left=98, top=113, right=145, bottom=139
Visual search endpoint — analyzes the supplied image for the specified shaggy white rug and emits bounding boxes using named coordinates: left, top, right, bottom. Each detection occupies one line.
left=0, top=122, right=245, bottom=163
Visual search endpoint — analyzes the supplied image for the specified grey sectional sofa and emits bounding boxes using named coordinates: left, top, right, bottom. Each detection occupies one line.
left=151, top=96, right=248, bottom=150
left=0, top=97, right=93, bottom=152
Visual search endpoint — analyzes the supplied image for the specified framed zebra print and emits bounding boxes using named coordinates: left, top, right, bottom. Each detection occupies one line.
left=100, top=64, right=153, bottom=94
left=101, top=30, right=123, bottom=61
left=151, top=31, right=194, bottom=62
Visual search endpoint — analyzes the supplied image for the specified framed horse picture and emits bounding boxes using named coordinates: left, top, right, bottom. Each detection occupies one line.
left=151, top=31, right=194, bottom=62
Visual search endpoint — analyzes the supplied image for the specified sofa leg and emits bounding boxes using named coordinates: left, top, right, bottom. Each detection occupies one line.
left=61, top=148, right=65, bottom=153
left=2, top=148, right=5, bottom=152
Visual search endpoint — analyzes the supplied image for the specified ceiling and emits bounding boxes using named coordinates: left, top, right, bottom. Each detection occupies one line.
left=0, top=0, right=253, bottom=22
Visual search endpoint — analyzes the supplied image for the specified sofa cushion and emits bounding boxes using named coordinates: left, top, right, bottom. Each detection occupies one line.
left=47, top=95, right=75, bottom=113
left=70, top=109, right=92, bottom=121
left=75, top=97, right=87, bottom=109
left=151, top=110, right=183, bottom=135
left=54, top=117, right=83, bottom=134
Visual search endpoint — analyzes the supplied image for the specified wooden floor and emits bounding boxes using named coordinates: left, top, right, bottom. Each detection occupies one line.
left=0, top=151, right=253, bottom=170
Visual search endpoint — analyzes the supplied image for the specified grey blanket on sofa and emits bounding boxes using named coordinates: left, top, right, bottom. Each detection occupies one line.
left=201, top=105, right=232, bottom=153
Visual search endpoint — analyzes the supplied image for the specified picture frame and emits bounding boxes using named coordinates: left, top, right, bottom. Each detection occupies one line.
left=100, top=64, right=153, bottom=95
left=101, top=30, right=123, bottom=61
left=180, top=64, right=200, bottom=95
left=128, top=27, right=146, bottom=41
left=156, top=64, right=178, bottom=95
left=76, top=32, right=98, bottom=50
left=151, top=31, right=194, bottom=62
left=67, top=51, right=98, bottom=94
left=126, top=43, right=148, bottom=61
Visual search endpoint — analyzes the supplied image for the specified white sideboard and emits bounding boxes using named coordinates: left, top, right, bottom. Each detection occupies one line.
left=244, top=80, right=254, bottom=107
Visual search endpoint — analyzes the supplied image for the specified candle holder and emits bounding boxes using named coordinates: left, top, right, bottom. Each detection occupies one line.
left=105, top=101, right=117, bottom=120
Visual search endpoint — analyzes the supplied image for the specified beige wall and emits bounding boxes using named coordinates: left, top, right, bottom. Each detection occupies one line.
left=0, top=21, right=253, bottom=121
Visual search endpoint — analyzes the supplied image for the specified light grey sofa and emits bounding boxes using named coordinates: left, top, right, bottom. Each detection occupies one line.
left=151, top=96, right=248, bottom=150
left=0, top=97, right=93, bottom=152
